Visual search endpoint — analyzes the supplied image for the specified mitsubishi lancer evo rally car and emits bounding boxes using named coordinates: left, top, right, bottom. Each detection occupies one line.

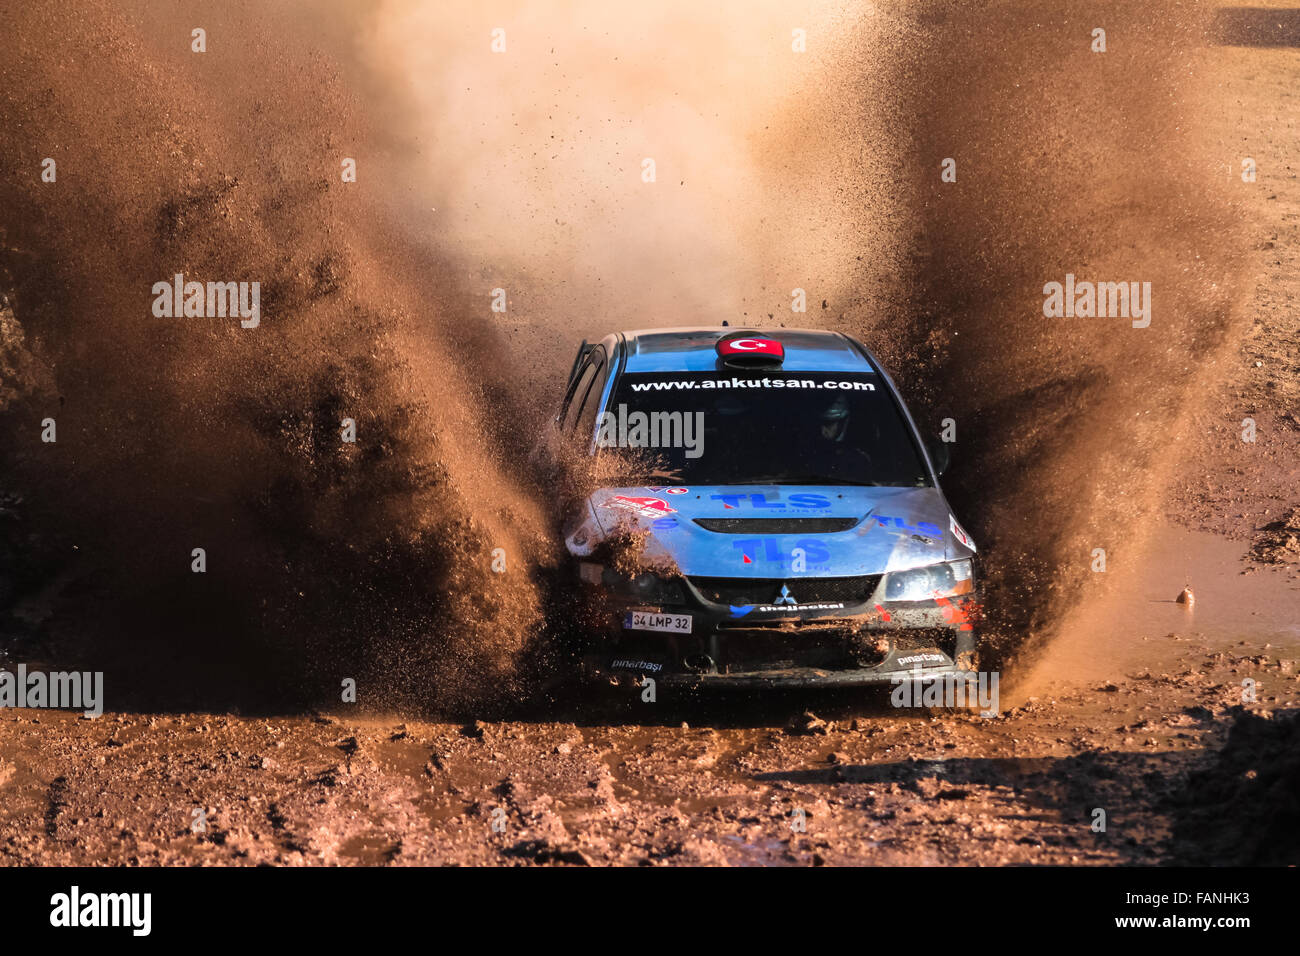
left=551, top=327, right=980, bottom=689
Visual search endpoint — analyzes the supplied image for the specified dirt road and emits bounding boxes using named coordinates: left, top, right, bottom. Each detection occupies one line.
left=2, top=516, right=1297, bottom=866
left=4, top=527, right=1299, bottom=867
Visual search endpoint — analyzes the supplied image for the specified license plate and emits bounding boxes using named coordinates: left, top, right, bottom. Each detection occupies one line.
left=623, top=610, right=693, bottom=634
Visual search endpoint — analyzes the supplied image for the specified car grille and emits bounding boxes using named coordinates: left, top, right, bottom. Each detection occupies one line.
left=692, top=517, right=860, bottom=533
left=688, top=575, right=882, bottom=606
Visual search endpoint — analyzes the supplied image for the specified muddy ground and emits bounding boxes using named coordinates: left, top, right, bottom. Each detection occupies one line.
left=4, top=513, right=1298, bottom=866
left=0, top=654, right=1296, bottom=866
left=1, top=2, right=1298, bottom=865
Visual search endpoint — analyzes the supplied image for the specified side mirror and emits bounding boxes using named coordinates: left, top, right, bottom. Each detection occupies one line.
left=927, top=437, right=951, bottom=476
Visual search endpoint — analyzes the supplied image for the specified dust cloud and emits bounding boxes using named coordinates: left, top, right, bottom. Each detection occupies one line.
left=0, top=1, right=1248, bottom=712
left=826, top=2, right=1250, bottom=680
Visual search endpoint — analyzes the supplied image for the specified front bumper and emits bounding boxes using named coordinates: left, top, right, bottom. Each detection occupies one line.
left=577, top=582, right=981, bottom=689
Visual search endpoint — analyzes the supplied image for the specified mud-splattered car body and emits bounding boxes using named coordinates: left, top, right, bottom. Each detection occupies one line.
left=551, top=327, right=980, bottom=689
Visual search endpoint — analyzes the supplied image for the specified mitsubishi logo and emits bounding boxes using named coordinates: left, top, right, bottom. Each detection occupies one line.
left=774, top=584, right=797, bottom=605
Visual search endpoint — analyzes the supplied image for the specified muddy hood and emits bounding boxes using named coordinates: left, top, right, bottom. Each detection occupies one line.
left=568, top=485, right=975, bottom=578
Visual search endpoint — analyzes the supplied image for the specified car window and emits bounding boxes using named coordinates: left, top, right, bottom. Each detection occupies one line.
left=575, top=355, right=609, bottom=441
left=561, top=361, right=598, bottom=431
left=597, top=369, right=930, bottom=487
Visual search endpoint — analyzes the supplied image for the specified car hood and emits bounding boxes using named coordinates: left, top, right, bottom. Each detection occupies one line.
left=567, top=485, right=975, bottom=578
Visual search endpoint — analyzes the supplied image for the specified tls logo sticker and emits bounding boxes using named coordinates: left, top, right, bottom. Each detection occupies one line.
left=733, top=538, right=830, bottom=567
left=710, top=493, right=831, bottom=510
left=874, top=515, right=943, bottom=537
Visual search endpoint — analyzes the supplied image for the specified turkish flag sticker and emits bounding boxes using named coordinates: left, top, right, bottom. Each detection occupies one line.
left=716, top=336, right=784, bottom=363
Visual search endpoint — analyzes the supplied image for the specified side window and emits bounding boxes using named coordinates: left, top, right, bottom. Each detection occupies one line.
left=561, top=361, right=598, bottom=431
left=575, top=357, right=609, bottom=442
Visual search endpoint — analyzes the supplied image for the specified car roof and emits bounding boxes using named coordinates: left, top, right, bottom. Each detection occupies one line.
left=617, top=327, right=874, bottom=373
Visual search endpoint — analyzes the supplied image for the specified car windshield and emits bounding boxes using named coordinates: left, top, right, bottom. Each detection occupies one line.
left=593, top=370, right=931, bottom=487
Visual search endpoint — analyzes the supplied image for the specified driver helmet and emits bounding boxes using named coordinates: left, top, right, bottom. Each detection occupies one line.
left=820, top=396, right=850, bottom=441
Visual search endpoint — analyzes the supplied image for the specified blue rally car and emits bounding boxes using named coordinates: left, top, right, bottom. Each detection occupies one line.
left=552, top=327, right=980, bottom=689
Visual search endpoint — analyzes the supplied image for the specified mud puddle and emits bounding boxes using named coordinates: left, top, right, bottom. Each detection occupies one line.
left=1024, top=525, right=1300, bottom=694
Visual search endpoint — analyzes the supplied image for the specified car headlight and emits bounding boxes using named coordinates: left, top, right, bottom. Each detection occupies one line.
left=881, top=559, right=973, bottom=602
